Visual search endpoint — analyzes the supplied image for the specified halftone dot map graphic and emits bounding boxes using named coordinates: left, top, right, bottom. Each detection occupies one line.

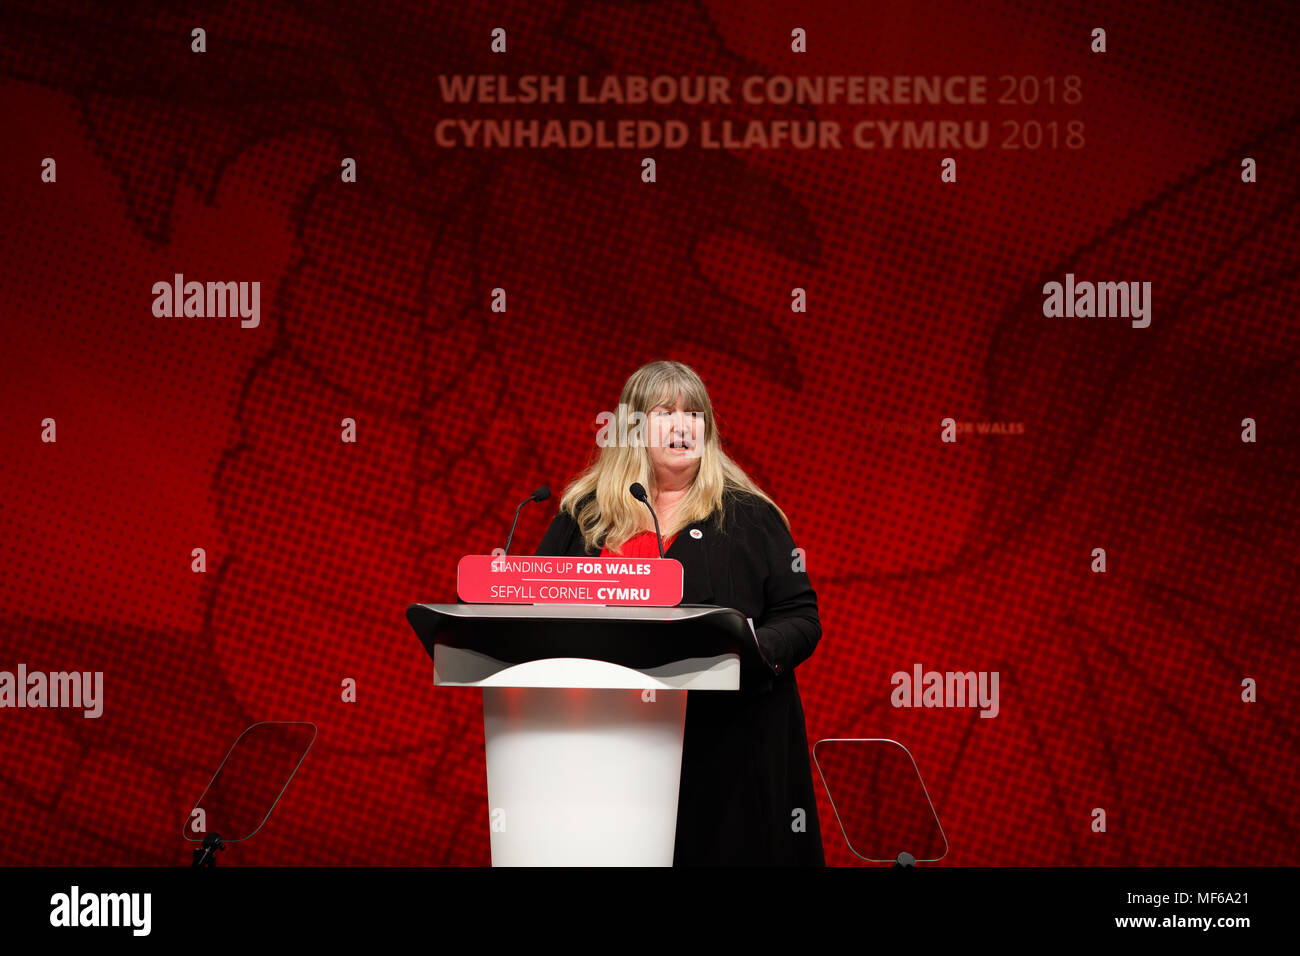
left=1, top=0, right=1297, bottom=866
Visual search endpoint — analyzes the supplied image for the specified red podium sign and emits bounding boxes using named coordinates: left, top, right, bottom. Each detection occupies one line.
left=457, top=554, right=684, bottom=606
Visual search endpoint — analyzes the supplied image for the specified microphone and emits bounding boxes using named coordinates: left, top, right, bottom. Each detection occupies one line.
left=629, top=482, right=664, bottom=558
left=503, top=485, right=551, bottom=556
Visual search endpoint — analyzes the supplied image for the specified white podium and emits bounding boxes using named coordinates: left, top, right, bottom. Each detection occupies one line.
left=406, top=603, right=749, bottom=866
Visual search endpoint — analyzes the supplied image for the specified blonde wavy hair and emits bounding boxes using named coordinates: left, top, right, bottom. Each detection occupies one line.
left=560, top=360, right=789, bottom=553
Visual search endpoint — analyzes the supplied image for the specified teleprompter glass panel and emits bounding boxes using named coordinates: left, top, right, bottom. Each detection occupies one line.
left=183, top=721, right=316, bottom=844
left=812, top=738, right=947, bottom=863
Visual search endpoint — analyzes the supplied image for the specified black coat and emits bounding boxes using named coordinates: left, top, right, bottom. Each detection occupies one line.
left=536, top=488, right=826, bottom=866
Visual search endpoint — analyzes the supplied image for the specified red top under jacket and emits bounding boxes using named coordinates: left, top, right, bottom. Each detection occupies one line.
left=601, top=529, right=679, bottom=558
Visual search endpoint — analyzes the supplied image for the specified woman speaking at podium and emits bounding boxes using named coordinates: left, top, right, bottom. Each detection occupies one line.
left=536, top=360, right=825, bottom=866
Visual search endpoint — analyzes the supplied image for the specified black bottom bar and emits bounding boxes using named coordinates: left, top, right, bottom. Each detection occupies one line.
left=1, top=865, right=1285, bottom=942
